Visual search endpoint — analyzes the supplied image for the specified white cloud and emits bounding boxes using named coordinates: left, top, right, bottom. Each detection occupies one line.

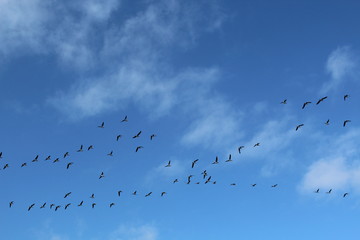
left=321, top=46, right=359, bottom=93
left=110, top=224, right=158, bottom=240
left=299, top=128, right=360, bottom=194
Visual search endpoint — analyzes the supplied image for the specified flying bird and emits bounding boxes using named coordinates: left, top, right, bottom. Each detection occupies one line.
left=212, top=156, right=219, bottom=164
left=230, top=183, right=236, bottom=186
left=302, top=101, right=312, bottom=109
left=135, top=146, right=143, bottom=152
left=254, top=143, right=260, bottom=147
left=150, top=134, right=156, bottom=140
left=132, top=191, right=137, bottom=195
left=326, top=189, right=332, bottom=194
left=296, top=124, right=304, bottom=131
left=64, top=192, right=72, bottom=198
left=133, top=131, right=142, bottom=138
left=145, top=192, right=152, bottom=197
left=121, top=115, right=128, bottom=122
left=98, top=122, right=105, bottom=128
left=251, top=184, right=257, bottom=187
left=87, top=145, right=94, bottom=151
left=325, top=119, right=330, bottom=125
left=225, top=154, right=232, bottom=162
left=161, top=192, right=166, bottom=196
left=99, top=172, right=105, bottom=179
left=28, top=204, right=35, bottom=211
left=205, top=176, right=212, bottom=184
left=271, top=184, right=278, bottom=188
left=0, top=152, right=2, bottom=158
left=343, top=193, right=349, bottom=198
left=66, top=162, right=74, bottom=169
left=9, top=201, right=14, bottom=208
left=32, top=155, right=39, bottom=162
left=280, top=99, right=287, bottom=104
left=21, top=163, right=27, bottom=167
left=50, top=204, right=55, bottom=209
left=55, top=206, right=61, bottom=211
left=316, top=96, right=328, bottom=105
left=45, top=155, right=51, bottom=161
left=40, top=202, right=46, bottom=209
left=173, top=179, right=179, bottom=183
left=314, top=188, right=320, bottom=193
left=191, top=159, right=199, bottom=168
left=78, top=201, right=84, bottom=207
left=65, top=203, right=71, bottom=210
left=63, top=152, right=69, bottom=158
left=344, top=94, right=349, bottom=101
left=3, top=164, right=9, bottom=169
left=77, top=145, right=84, bottom=152
left=92, top=203, right=96, bottom=208
left=90, top=193, right=95, bottom=199
left=107, top=151, right=113, bottom=156
left=343, top=120, right=351, bottom=127
left=165, top=161, right=171, bottom=167
left=110, top=203, right=115, bottom=208
left=238, top=146, right=244, bottom=154
left=53, top=158, right=60, bottom=163
left=201, top=170, right=208, bottom=179
left=116, top=135, right=122, bottom=141
left=118, top=190, right=122, bottom=197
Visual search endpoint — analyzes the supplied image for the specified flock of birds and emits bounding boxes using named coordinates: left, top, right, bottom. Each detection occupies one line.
left=0, top=94, right=354, bottom=211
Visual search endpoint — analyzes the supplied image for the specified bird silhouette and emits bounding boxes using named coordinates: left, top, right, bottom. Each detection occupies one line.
left=161, top=192, right=166, bottom=196
left=314, top=188, right=320, bottom=193
left=107, top=151, right=113, bottom=156
left=325, top=119, right=330, bottom=125
left=344, top=94, right=349, bottom=101
left=201, top=170, right=208, bottom=179
left=191, top=159, right=199, bottom=168
left=271, top=184, right=278, bottom=188
left=316, top=96, right=328, bottom=105
left=77, top=145, right=84, bottom=152
left=212, top=156, right=219, bottom=164
left=302, top=101, right=311, bottom=109
left=40, top=202, right=46, bottom=209
left=88, top=145, right=94, bottom=151
left=117, top=190, right=122, bottom=197
left=326, top=189, right=332, bottom=194
left=132, top=191, right=137, bottom=195
left=98, top=122, right=105, bottom=128
left=133, top=131, right=142, bottom=138
left=150, top=134, right=156, bottom=140
left=92, top=203, right=96, bottom=208
left=230, top=183, right=236, bottom=186
left=90, top=193, right=95, bottom=199
left=280, top=99, right=287, bottom=104
left=9, top=201, right=14, bottom=208
left=64, top=192, right=72, bottom=198
left=50, top=204, right=55, bottom=209
left=165, top=161, right=171, bottom=167
left=53, top=158, right=60, bottom=163
left=343, top=120, right=351, bottom=127
left=238, top=146, right=244, bottom=154
left=296, top=124, right=304, bottom=131
left=254, top=143, right=260, bottom=147
left=28, top=204, right=35, bottom=211
left=32, top=155, right=39, bottom=162
left=251, top=184, right=257, bottom=187
left=145, top=192, right=152, bottom=197
left=66, top=162, right=74, bottom=169
left=45, top=155, right=51, bottom=161
left=21, top=163, right=27, bottom=167
left=121, top=115, right=128, bottom=122
left=205, top=176, right=212, bottom=184
left=3, top=164, right=9, bottom=169
left=135, top=146, right=143, bottom=152
left=225, top=154, right=232, bottom=162
left=116, top=135, right=122, bottom=141
left=78, top=201, right=84, bottom=207
left=63, top=152, right=69, bottom=158
left=110, top=203, right=115, bottom=208
left=343, top=193, right=349, bottom=198
left=99, top=172, right=105, bottom=179
left=173, top=179, right=179, bottom=183
left=55, top=205, right=61, bottom=211
left=65, top=203, right=71, bottom=210
left=0, top=152, right=2, bottom=158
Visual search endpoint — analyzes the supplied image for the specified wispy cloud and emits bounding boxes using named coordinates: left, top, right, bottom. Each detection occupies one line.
left=299, top=128, right=360, bottom=194
left=321, top=46, right=359, bottom=94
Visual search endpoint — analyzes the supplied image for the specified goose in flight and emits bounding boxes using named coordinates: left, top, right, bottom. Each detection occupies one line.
left=296, top=124, right=304, bottom=131
left=9, top=201, right=14, bottom=208
left=21, top=163, right=27, bottom=167
left=191, top=159, right=199, bottom=168
left=99, top=172, right=105, bottom=179
left=325, top=119, right=330, bottom=125
left=135, top=146, right=143, bottom=152
left=77, top=145, right=84, bottom=152
left=326, top=189, right=332, bottom=194
left=107, top=151, right=113, bottom=156
left=201, top=170, right=208, bottom=179
left=64, top=192, right=72, bottom=198
left=161, top=192, right=166, bottom=196
left=3, top=164, right=9, bottom=169
left=28, top=204, right=35, bottom=211
left=230, top=183, right=236, bottom=186
left=145, top=192, right=152, bottom=197
left=150, top=134, right=156, bottom=140
left=55, top=205, right=61, bottom=211
left=40, top=202, right=46, bottom=209
left=45, top=155, right=51, bottom=161
left=133, top=131, right=142, bottom=139
left=238, top=146, right=244, bottom=154
left=173, top=179, right=179, bottom=183
left=205, top=176, right=212, bottom=184
left=314, top=188, right=320, bottom=193
left=132, top=191, right=137, bottom=196
left=271, top=184, right=278, bottom=188
left=88, top=145, right=94, bottom=151
left=50, top=204, right=55, bottom=209
left=254, top=143, right=260, bottom=147
left=225, top=154, right=232, bottom=162
left=251, top=184, right=257, bottom=187
left=92, top=203, right=96, bottom=208
left=53, top=158, right=59, bottom=163
left=90, top=193, right=95, bottom=199
left=344, top=94, right=349, bottom=101
left=98, top=122, right=105, bottom=128
left=212, top=156, right=219, bottom=164
left=121, top=115, right=128, bottom=122
left=343, top=193, right=349, bottom=198
left=165, top=161, right=171, bottom=167
left=32, top=155, right=39, bottom=162
left=65, top=203, right=71, bottom=210
left=66, top=162, right=74, bottom=169
left=280, top=99, right=287, bottom=104
left=343, top=120, right=351, bottom=127
left=302, top=101, right=312, bottom=109
left=63, top=152, right=69, bottom=158
left=110, top=203, right=115, bottom=208
left=116, top=135, right=122, bottom=141
left=316, top=96, right=328, bottom=105
left=117, top=190, right=122, bottom=197
left=78, top=201, right=84, bottom=207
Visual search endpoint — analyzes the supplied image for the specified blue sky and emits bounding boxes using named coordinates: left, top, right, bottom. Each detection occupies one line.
left=1, top=0, right=360, bottom=239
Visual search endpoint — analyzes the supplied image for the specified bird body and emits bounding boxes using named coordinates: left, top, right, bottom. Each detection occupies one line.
left=296, top=124, right=304, bottom=131
left=343, top=120, right=351, bottom=127
left=133, top=131, right=142, bottom=138
left=165, top=161, right=171, bottom=167
left=316, top=96, right=328, bottom=105
left=302, top=101, right=312, bottom=109
left=191, top=159, right=199, bottom=168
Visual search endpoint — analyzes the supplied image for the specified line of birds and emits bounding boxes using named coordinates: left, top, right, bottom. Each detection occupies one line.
left=314, top=188, right=349, bottom=198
